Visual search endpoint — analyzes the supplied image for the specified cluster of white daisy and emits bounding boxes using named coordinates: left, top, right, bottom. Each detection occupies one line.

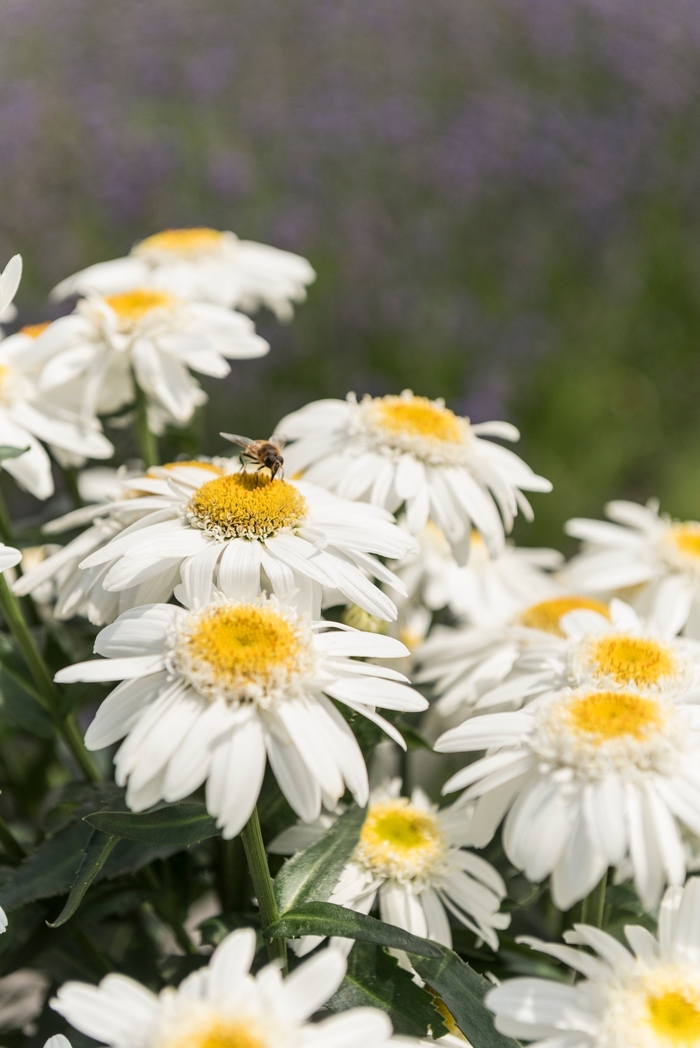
left=1, top=230, right=700, bottom=1048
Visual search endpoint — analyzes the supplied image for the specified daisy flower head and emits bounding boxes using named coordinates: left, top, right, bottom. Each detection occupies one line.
left=416, top=593, right=612, bottom=719
left=53, top=927, right=399, bottom=1048
left=20, top=288, right=269, bottom=431
left=51, top=227, right=316, bottom=321
left=74, top=462, right=418, bottom=622
left=13, top=460, right=226, bottom=623
left=486, top=877, right=700, bottom=1048
left=271, top=778, right=510, bottom=953
left=435, top=664, right=700, bottom=909
left=275, top=391, right=552, bottom=560
left=55, top=594, right=427, bottom=833
left=564, top=499, right=700, bottom=636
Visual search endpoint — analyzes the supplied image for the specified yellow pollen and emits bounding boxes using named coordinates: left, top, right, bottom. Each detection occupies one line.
left=376, top=395, right=462, bottom=443
left=166, top=1018, right=265, bottom=1048
left=188, top=473, right=307, bottom=539
left=647, top=989, right=700, bottom=1045
left=356, top=799, right=445, bottom=880
left=517, top=596, right=610, bottom=636
left=19, top=322, right=50, bottom=338
left=181, top=605, right=302, bottom=691
left=136, top=227, right=224, bottom=256
left=567, top=691, right=662, bottom=743
left=670, top=523, right=700, bottom=562
left=588, top=634, right=678, bottom=688
left=104, top=288, right=175, bottom=324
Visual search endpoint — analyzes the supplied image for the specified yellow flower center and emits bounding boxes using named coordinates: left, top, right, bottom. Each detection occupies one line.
left=586, top=634, right=679, bottom=689
left=19, top=321, right=50, bottom=338
left=670, top=523, right=700, bottom=562
left=567, top=690, right=662, bottom=743
left=355, top=799, right=446, bottom=882
left=187, top=473, right=307, bottom=540
left=165, top=1017, right=266, bottom=1048
left=104, top=288, right=176, bottom=326
left=517, top=596, right=610, bottom=636
left=135, top=227, right=224, bottom=256
left=175, top=603, right=306, bottom=705
left=0, top=364, right=11, bottom=396
left=375, top=395, right=462, bottom=443
left=647, top=989, right=700, bottom=1045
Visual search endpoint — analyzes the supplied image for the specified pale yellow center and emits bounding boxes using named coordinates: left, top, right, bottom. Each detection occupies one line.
left=20, top=321, right=50, bottom=338
left=166, top=1018, right=265, bottom=1048
left=136, top=227, right=224, bottom=256
left=517, top=595, right=610, bottom=636
left=181, top=605, right=303, bottom=690
left=0, top=364, right=11, bottom=395
left=355, top=799, right=446, bottom=880
left=104, top=288, right=175, bottom=324
left=670, top=524, right=700, bottom=562
left=567, top=690, right=662, bottom=743
left=375, top=395, right=462, bottom=443
left=588, top=634, right=678, bottom=688
left=647, top=989, right=700, bottom=1045
left=188, top=473, right=307, bottom=539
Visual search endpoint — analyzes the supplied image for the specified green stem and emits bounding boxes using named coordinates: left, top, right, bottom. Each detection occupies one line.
left=0, top=814, right=25, bottom=864
left=61, top=466, right=84, bottom=509
left=133, top=381, right=159, bottom=468
left=580, top=870, right=608, bottom=928
left=0, top=488, right=13, bottom=547
left=0, top=573, right=99, bottom=782
left=240, top=808, right=287, bottom=969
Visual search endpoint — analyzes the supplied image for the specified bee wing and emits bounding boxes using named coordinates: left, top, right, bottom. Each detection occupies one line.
left=270, top=435, right=287, bottom=450
left=221, top=433, right=253, bottom=449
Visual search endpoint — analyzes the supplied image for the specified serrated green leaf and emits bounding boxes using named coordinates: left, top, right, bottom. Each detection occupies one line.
left=326, top=941, right=448, bottom=1038
left=101, top=839, right=178, bottom=879
left=0, top=446, right=29, bottom=462
left=409, top=948, right=520, bottom=1048
left=265, top=901, right=442, bottom=957
left=47, top=832, right=119, bottom=927
left=274, top=806, right=365, bottom=914
left=0, top=820, right=92, bottom=912
left=84, top=802, right=219, bottom=846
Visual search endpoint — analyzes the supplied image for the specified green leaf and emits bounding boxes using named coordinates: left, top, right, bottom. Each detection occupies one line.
left=409, top=948, right=520, bottom=1048
left=84, top=802, right=219, bottom=847
left=101, top=839, right=179, bottom=879
left=326, top=941, right=448, bottom=1038
left=265, top=901, right=443, bottom=957
left=274, top=806, right=365, bottom=913
left=0, top=820, right=92, bottom=912
left=0, top=446, right=29, bottom=462
left=0, top=663, right=54, bottom=737
left=47, top=832, right=119, bottom=927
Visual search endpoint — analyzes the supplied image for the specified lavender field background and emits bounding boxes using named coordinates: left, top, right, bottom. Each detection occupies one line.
left=1, top=0, right=700, bottom=545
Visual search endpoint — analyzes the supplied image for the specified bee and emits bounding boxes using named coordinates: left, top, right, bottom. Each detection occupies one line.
left=221, top=433, right=286, bottom=481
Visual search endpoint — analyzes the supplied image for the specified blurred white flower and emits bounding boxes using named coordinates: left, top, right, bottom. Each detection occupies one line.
left=0, top=545, right=21, bottom=573
left=486, top=878, right=700, bottom=1048
left=276, top=391, right=551, bottom=560
left=564, top=499, right=700, bottom=637
left=53, top=928, right=401, bottom=1048
left=0, top=969, right=49, bottom=1033
left=51, top=227, right=316, bottom=321
left=436, top=674, right=700, bottom=909
left=55, top=595, right=426, bottom=831
left=271, top=778, right=509, bottom=953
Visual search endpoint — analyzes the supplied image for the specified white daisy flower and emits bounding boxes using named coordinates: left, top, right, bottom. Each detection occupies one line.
left=564, top=499, right=700, bottom=637
left=73, top=464, right=418, bottom=622
left=18, top=288, right=269, bottom=430
left=0, top=325, right=113, bottom=501
left=55, top=595, right=427, bottom=833
left=275, top=391, right=551, bottom=560
left=435, top=672, right=700, bottom=909
left=13, top=460, right=226, bottom=623
left=52, top=927, right=400, bottom=1048
left=416, top=594, right=611, bottom=719
left=270, top=778, right=510, bottom=953
left=51, top=227, right=316, bottom=321
left=486, top=877, right=700, bottom=1048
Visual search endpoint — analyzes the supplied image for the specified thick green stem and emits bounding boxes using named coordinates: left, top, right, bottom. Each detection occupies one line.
left=134, top=382, right=159, bottom=468
left=0, top=814, right=25, bottom=864
left=0, top=573, right=99, bottom=782
left=580, top=870, right=608, bottom=928
left=240, top=807, right=287, bottom=969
